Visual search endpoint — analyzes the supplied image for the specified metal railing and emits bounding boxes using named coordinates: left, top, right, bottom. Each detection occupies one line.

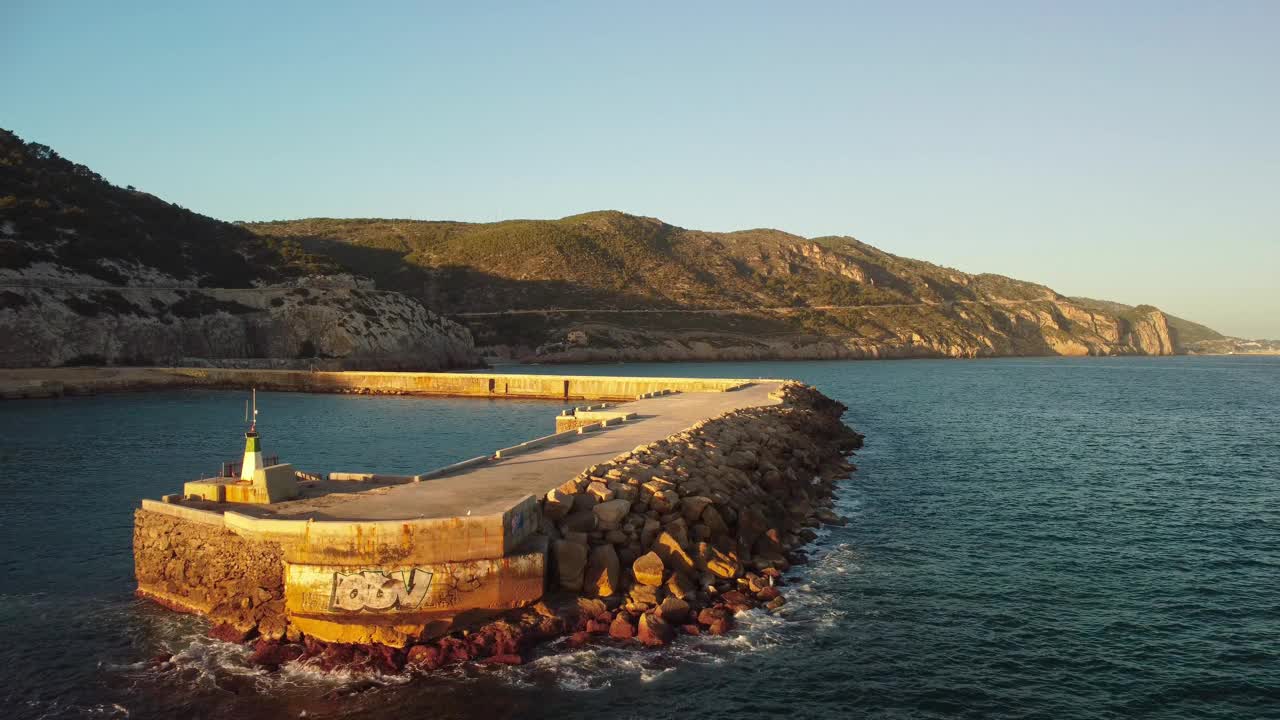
left=220, top=455, right=279, bottom=478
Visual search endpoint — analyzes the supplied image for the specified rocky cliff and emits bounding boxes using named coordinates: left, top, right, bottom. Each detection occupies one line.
left=480, top=301, right=1179, bottom=363
left=0, top=285, right=478, bottom=370
left=247, top=211, right=1197, bottom=362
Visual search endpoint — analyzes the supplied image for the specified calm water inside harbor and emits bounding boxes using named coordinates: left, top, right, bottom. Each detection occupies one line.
left=1, top=356, right=1276, bottom=719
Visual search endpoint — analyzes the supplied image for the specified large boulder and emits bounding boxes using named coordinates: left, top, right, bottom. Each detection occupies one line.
left=543, top=488, right=573, bottom=521
left=586, top=482, right=615, bottom=503
left=754, top=528, right=786, bottom=556
left=736, top=507, right=769, bottom=548
left=554, top=540, right=589, bottom=591
left=609, top=612, right=636, bottom=640
left=629, top=583, right=664, bottom=606
left=680, top=495, right=715, bottom=522
left=584, top=544, right=621, bottom=597
left=592, top=498, right=632, bottom=526
left=666, top=570, right=696, bottom=600
left=696, top=542, right=742, bottom=580
left=640, top=518, right=662, bottom=547
left=665, top=517, right=691, bottom=548
left=657, top=596, right=691, bottom=624
left=632, top=551, right=666, bottom=587
left=701, top=505, right=731, bottom=539
left=638, top=612, right=675, bottom=646
left=650, top=489, right=680, bottom=514
left=563, top=511, right=598, bottom=533
left=652, top=531, right=696, bottom=577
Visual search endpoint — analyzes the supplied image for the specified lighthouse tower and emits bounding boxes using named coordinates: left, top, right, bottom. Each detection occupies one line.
left=240, top=389, right=264, bottom=481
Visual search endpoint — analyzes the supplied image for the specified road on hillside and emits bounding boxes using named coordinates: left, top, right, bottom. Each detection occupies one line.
left=452, top=298, right=1051, bottom=317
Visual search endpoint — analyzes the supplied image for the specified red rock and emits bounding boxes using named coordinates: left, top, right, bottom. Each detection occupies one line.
left=208, top=622, right=254, bottom=644
left=247, top=639, right=286, bottom=667
left=708, top=618, right=733, bottom=635
left=438, top=636, right=472, bottom=664
left=637, top=612, right=675, bottom=646
left=320, top=643, right=357, bottom=670
left=696, top=607, right=729, bottom=626
left=364, top=644, right=403, bottom=673
left=606, top=617, right=632, bottom=638
left=406, top=644, right=443, bottom=670
left=585, top=619, right=611, bottom=634
left=720, top=590, right=755, bottom=612
left=567, top=631, right=591, bottom=648
left=483, top=653, right=525, bottom=665
left=680, top=624, right=701, bottom=636
left=756, top=586, right=782, bottom=602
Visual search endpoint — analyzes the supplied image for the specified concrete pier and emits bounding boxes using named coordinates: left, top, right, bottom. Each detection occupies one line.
left=132, top=373, right=784, bottom=646
left=1, top=366, right=753, bottom=401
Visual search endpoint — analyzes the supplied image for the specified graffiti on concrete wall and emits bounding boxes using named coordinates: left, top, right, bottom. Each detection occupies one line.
left=288, top=548, right=544, bottom=616
left=329, top=568, right=433, bottom=611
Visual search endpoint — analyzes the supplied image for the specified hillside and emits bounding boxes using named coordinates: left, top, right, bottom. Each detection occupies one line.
left=0, top=129, right=479, bottom=370
left=246, top=212, right=1066, bottom=312
left=246, top=212, right=1196, bottom=362
left=1, top=125, right=1227, bottom=367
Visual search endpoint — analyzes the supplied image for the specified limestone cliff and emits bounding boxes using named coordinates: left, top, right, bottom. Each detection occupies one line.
left=483, top=301, right=1180, bottom=363
left=0, top=285, right=479, bottom=370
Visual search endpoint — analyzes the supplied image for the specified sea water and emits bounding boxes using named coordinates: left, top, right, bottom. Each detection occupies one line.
left=0, top=356, right=1275, bottom=719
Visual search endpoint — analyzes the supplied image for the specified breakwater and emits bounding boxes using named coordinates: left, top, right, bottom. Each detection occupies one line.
left=1, top=366, right=750, bottom=401
left=130, top=374, right=862, bottom=673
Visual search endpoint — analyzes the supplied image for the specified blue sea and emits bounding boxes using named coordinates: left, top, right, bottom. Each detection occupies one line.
left=0, top=356, right=1276, bottom=719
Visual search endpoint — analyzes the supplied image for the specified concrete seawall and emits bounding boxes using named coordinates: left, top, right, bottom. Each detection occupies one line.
left=1, top=366, right=758, bottom=401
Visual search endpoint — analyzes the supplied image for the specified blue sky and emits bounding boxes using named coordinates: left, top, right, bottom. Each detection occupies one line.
left=3, top=1, right=1277, bottom=337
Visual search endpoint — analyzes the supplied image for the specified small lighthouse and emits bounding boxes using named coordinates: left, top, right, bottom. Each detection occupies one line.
left=182, top=388, right=298, bottom=504
left=240, top=388, right=264, bottom=481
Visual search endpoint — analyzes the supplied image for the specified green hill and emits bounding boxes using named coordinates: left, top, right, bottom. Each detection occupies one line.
left=244, top=212, right=1212, bottom=361
left=245, top=211, right=1066, bottom=314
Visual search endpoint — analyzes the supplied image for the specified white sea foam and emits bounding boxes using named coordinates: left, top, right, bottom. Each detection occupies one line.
left=275, top=658, right=412, bottom=690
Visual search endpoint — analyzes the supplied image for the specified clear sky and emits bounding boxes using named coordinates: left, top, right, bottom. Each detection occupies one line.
left=3, top=1, right=1277, bottom=337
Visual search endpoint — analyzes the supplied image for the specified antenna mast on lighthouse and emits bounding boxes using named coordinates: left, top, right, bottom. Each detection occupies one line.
left=240, top=388, right=264, bottom=481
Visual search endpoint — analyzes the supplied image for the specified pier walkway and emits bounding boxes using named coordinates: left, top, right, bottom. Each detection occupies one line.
left=247, top=381, right=781, bottom=522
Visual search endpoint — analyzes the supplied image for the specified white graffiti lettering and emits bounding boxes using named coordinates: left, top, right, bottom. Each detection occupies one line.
left=330, top=568, right=434, bottom=612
